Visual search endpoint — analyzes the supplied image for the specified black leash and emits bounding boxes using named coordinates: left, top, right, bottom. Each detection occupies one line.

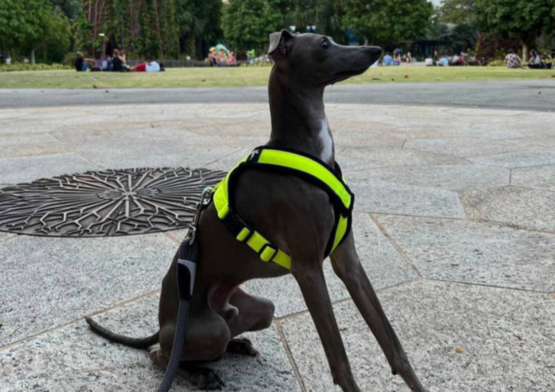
left=156, top=188, right=214, bottom=392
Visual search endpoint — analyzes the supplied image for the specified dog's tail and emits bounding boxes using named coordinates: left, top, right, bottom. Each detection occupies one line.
left=85, top=317, right=159, bottom=349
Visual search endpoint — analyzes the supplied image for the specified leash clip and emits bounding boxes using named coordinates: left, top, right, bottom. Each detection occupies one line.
left=188, top=187, right=215, bottom=245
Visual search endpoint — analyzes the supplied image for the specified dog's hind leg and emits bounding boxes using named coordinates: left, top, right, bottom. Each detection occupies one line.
left=224, top=287, right=275, bottom=356
left=151, top=303, right=230, bottom=390
left=177, top=363, right=226, bottom=390
left=228, top=287, right=275, bottom=336
left=330, top=233, right=427, bottom=392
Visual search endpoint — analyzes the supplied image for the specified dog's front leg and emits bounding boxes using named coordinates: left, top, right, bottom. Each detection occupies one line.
left=292, top=258, right=361, bottom=392
left=330, top=233, right=427, bottom=392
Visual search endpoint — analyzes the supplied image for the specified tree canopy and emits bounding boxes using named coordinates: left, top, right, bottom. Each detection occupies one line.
left=0, top=0, right=71, bottom=63
left=437, top=0, right=476, bottom=26
left=1, top=0, right=554, bottom=64
left=222, top=0, right=285, bottom=55
left=341, top=0, right=433, bottom=47
left=474, top=0, right=555, bottom=60
left=73, top=0, right=223, bottom=59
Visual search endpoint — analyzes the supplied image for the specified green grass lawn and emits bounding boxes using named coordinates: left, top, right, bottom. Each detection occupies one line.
left=0, top=66, right=553, bottom=89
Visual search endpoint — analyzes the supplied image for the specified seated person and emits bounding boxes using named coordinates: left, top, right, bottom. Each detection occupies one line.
left=217, top=50, right=227, bottom=66
left=102, top=56, right=113, bottom=71
left=111, top=49, right=129, bottom=72
left=528, top=50, right=545, bottom=69
left=504, top=49, right=521, bottom=69
left=75, top=52, right=94, bottom=71
left=209, top=47, right=217, bottom=66
left=382, top=53, right=393, bottom=66
left=437, top=57, right=449, bottom=67
left=227, top=51, right=237, bottom=65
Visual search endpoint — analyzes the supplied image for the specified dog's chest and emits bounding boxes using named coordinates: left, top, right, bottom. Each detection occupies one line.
left=318, top=119, right=334, bottom=163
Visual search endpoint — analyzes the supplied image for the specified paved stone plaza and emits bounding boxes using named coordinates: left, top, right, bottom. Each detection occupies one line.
left=0, top=102, right=554, bottom=391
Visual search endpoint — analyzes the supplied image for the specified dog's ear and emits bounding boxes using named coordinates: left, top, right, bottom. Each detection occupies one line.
left=268, top=30, right=293, bottom=58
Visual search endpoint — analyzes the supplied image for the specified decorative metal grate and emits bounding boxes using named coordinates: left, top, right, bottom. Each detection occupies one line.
left=0, top=168, right=225, bottom=237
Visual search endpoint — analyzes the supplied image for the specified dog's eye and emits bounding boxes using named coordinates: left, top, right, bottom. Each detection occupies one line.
left=320, top=40, right=330, bottom=49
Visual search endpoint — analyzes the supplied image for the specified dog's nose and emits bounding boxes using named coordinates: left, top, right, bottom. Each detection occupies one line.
left=367, top=46, right=382, bottom=56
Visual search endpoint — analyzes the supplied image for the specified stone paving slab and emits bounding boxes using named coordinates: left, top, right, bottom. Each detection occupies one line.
left=0, top=234, right=175, bottom=345
left=338, top=147, right=468, bottom=171
left=349, top=178, right=466, bottom=218
left=452, top=128, right=524, bottom=140
left=244, top=213, right=418, bottom=317
left=460, top=186, right=555, bottom=232
left=205, top=148, right=252, bottom=171
left=332, top=129, right=406, bottom=148
left=0, top=102, right=554, bottom=391
left=50, top=128, right=114, bottom=143
left=376, top=215, right=555, bottom=292
left=511, top=165, right=555, bottom=191
left=74, top=139, right=241, bottom=170
left=507, top=136, right=555, bottom=152
left=470, top=150, right=555, bottom=169
left=112, top=127, right=227, bottom=147
left=0, top=153, right=99, bottom=185
left=0, top=132, right=58, bottom=147
left=0, top=295, right=300, bottom=392
left=348, top=164, right=510, bottom=191
left=281, top=280, right=555, bottom=392
left=404, top=137, right=522, bottom=158
left=0, top=142, right=77, bottom=160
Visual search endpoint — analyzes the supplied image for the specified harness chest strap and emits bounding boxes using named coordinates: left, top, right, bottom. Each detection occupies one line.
left=212, top=147, right=354, bottom=270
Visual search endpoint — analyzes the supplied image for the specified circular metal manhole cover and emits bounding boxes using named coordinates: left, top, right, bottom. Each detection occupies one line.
left=0, top=168, right=225, bottom=237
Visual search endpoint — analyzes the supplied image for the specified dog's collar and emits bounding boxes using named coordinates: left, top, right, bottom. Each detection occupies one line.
left=212, top=146, right=354, bottom=270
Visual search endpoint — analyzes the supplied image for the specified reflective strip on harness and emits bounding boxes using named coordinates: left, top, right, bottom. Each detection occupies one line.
left=218, top=205, right=292, bottom=269
left=255, top=149, right=352, bottom=212
left=213, top=147, right=353, bottom=270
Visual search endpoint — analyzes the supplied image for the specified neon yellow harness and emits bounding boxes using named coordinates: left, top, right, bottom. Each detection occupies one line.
left=212, top=147, right=354, bottom=270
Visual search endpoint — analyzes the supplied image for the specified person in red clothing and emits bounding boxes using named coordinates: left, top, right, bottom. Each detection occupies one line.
left=133, top=62, right=147, bottom=72
left=132, top=55, right=154, bottom=72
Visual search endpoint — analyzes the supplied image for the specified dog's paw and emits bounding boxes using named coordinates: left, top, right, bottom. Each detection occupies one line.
left=186, top=367, right=225, bottom=390
left=226, top=337, right=260, bottom=357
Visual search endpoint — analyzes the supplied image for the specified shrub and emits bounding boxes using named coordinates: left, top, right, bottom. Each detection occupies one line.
left=0, top=63, right=70, bottom=72
left=487, top=60, right=505, bottom=67
left=63, top=52, right=78, bottom=68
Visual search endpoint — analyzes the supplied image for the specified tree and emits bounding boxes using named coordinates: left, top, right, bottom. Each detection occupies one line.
left=72, top=0, right=221, bottom=60
left=474, top=0, right=555, bottom=61
left=0, top=0, right=70, bottom=63
left=52, top=0, right=81, bottom=22
left=176, top=0, right=223, bottom=58
left=223, top=0, right=285, bottom=55
left=26, top=5, right=71, bottom=64
left=284, top=0, right=344, bottom=42
left=341, top=0, right=433, bottom=47
left=0, top=0, right=44, bottom=59
left=437, top=0, right=476, bottom=26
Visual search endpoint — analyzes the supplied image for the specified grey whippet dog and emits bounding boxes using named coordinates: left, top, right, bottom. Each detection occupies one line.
left=87, top=30, right=426, bottom=391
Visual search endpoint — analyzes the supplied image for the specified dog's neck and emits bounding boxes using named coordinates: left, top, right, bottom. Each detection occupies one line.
left=267, top=68, right=334, bottom=166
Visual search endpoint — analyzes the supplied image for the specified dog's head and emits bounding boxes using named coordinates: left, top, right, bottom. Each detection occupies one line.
left=268, top=30, right=381, bottom=87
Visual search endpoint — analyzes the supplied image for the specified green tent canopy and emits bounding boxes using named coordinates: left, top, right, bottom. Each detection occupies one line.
left=215, top=44, right=229, bottom=56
